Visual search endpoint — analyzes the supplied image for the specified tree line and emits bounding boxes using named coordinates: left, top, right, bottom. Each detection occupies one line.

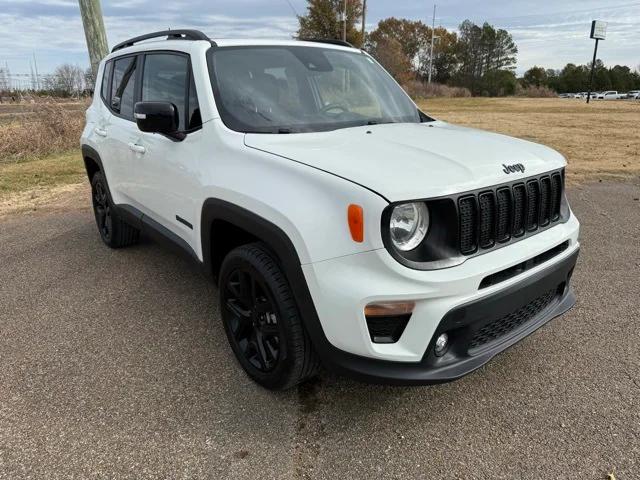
left=0, top=64, right=94, bottom=99
left=297, top=0, right=639, bottom=96
left=523, top=61, right=640, bottom=93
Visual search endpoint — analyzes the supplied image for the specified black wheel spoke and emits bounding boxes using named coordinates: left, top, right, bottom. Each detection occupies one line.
left=254, top=332, right=270, bottom=370
left=233, top=317, right=252, bottom=342
left=226, top=298, right=251, bottom=319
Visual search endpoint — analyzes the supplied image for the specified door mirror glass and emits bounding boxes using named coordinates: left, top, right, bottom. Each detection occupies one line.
left=134, top=101, right=183, bottom=140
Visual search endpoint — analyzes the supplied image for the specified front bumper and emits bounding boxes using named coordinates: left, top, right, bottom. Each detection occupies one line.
left=300, top=213, right=580, bottom=385
left=313, top=248, right=578, bottom=385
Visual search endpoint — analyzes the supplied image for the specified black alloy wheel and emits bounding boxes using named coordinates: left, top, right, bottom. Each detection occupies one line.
left=219, top=243, right=320, bottom=390
left=92, top=176, right=112, bottom=243
left=90, top=172, right=140, bottom=248
left=223, top=267, right=282, bottom=372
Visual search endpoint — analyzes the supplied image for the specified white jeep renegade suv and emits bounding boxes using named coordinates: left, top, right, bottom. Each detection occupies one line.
left=81, top=30, right=580, bottom=390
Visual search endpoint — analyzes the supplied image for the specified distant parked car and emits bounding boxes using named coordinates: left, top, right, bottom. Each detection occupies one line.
left=627, top=90, right=640, bottom=99
left=598, top=91, right=620, bottom=100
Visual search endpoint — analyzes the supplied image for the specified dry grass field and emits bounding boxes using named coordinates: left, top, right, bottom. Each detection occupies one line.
left=0, top=97, right=638, bottom=215
left=418, top=97, right=640, bottom=182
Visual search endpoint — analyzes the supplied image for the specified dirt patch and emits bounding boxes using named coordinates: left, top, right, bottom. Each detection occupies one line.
left=0, top=182, right=88, bottom=219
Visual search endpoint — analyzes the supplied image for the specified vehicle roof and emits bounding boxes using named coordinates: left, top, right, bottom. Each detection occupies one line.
left=104, top=37, right=359, bottom=61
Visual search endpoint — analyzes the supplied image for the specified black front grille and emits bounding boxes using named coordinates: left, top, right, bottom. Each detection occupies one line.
left=469, top=288, right=557, bottom=350
left=458, top=171, right=564, bottom=255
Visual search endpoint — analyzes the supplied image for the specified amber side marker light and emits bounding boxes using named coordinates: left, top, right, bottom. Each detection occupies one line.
left=364, top=301, right=416, bottom=317
left=348, top=204, right=364, bottom=243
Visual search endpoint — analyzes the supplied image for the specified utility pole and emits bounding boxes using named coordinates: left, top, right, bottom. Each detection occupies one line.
left=343, top=0, right=347, bottom=42
left=361, top=0, right=367, bottom=44
left=427, top=4, right=436, bottom=84
left=78, top=0, right=109, bottom=79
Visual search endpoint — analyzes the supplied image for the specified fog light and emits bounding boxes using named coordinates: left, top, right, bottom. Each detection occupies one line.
left=434, top=333, right=449, bottom=356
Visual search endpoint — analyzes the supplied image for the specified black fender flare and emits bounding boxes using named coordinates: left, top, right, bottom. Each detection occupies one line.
left=81, top=144, right=105, bottom=180
left=200, top=198, right=336, bottom=361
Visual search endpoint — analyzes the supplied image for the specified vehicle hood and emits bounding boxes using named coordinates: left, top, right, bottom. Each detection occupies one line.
left=244, top=121, right=566, bottom=202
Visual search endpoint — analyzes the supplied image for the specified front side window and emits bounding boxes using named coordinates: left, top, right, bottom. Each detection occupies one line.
left=209, top=46, right=420, bottom=133
left=111, top=56, right=137, bottom=119
left=142, top=53, right=190, bottom=130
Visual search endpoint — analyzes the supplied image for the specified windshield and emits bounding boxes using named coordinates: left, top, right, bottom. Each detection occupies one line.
left=209, top=46, right=421, bottom=133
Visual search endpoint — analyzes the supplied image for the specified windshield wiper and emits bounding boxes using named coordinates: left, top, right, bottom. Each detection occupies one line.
left=365, top=119, right=395, bottom=126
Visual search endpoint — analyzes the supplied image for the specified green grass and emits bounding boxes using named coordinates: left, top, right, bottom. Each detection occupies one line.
left=0, top=150, right=85, bottom=197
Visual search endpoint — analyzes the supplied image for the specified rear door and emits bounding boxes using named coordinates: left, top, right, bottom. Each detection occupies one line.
left=133, top=51, right=203, bottom=249
left=102, top=54, right=143, bottom=207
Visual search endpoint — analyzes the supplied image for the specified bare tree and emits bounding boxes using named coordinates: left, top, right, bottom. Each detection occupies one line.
left=44, top=64, right=86, bottom=97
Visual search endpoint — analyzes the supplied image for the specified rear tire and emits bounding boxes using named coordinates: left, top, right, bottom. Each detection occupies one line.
left=219, top=243, right=320, bottom=390
left=91, top=172, right=139, bottom=248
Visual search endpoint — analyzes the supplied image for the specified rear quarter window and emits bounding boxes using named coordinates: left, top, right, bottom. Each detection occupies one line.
left=100, top=61, right=112, bottom=103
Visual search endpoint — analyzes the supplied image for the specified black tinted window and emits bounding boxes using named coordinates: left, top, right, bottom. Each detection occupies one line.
left=142, top=54, right=190, bottom=130
left=101, top=61, right=112, bottom=102
left=111, top=56, right=137, bottom=119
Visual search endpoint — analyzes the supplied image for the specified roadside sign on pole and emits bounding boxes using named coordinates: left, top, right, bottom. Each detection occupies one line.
left=590, top=20, right=607, bottom=40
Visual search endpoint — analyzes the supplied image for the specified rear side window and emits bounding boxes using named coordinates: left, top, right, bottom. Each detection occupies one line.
left=141, top=53, right=201, bottom=132
left=111, top=56, right=137, bottom=119
left=101, top=61, right=112, bottom=103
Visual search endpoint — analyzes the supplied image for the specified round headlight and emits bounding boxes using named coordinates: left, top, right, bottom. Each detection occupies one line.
left=389, top=202, right=429, bottom=251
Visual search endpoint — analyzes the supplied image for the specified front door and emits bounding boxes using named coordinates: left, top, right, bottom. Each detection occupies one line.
left=133, top=52, right=203, bottom=250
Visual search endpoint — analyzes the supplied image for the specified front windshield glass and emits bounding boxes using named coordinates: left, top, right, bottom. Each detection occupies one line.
left=209, top=46, right=421, bottom=133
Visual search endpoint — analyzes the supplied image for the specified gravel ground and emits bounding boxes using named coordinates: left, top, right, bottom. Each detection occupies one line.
left=0, top=181, right=638, bottom=479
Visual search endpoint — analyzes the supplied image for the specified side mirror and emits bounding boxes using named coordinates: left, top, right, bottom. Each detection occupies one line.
left=134, top=101, right=184, bottom=141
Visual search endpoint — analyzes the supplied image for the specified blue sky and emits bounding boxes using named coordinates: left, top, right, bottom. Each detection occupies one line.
left=1, top=0, right=638, bottom=76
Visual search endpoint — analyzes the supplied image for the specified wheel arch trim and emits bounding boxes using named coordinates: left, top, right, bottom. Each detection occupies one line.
left=200, top=198, right=335, bottom=356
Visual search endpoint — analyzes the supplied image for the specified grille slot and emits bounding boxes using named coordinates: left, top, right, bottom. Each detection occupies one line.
left=550, top=173, right=562, bottom=221
left=478, top=192, right=496, bottom=248
left=469, top=288, right=557, bottom=350
left=459, top=196, right=478, bottom=254
left=456, top=170, right=565, bottom=256
left=539, top=176, right=551, bottom=226
left=512, top=184, right=527, bottom=237
left=496, top=188, right=512, bottom=242
left=526, top=180, right=540, bottom=231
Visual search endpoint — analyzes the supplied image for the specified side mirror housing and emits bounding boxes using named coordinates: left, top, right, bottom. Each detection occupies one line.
left=134, top=101, right=184, bottom=141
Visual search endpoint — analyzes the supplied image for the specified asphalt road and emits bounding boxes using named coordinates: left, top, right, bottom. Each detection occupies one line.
left=1, top=181, right=638, bottom=479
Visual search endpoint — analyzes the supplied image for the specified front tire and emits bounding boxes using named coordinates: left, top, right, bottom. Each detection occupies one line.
left=91, top=172, right=139, bottom=248
left=219, top=243, right=320, bottom=390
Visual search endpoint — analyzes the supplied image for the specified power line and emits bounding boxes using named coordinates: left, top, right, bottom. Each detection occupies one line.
left=283, top=0, right=299, bottom=17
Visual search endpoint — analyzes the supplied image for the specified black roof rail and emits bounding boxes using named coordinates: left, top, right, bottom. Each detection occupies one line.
left=298, top=38, right=355, bottom=48
left=111, top=29, right=215, bottom=53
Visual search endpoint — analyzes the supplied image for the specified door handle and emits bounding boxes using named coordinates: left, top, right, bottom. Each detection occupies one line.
left=128, top=143, right=146, bottom=154
left=94, top=127, right=108, bottom=137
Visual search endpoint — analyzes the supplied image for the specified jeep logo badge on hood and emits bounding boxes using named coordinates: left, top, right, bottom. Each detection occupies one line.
left=503, top=163, right=525, bottom=174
